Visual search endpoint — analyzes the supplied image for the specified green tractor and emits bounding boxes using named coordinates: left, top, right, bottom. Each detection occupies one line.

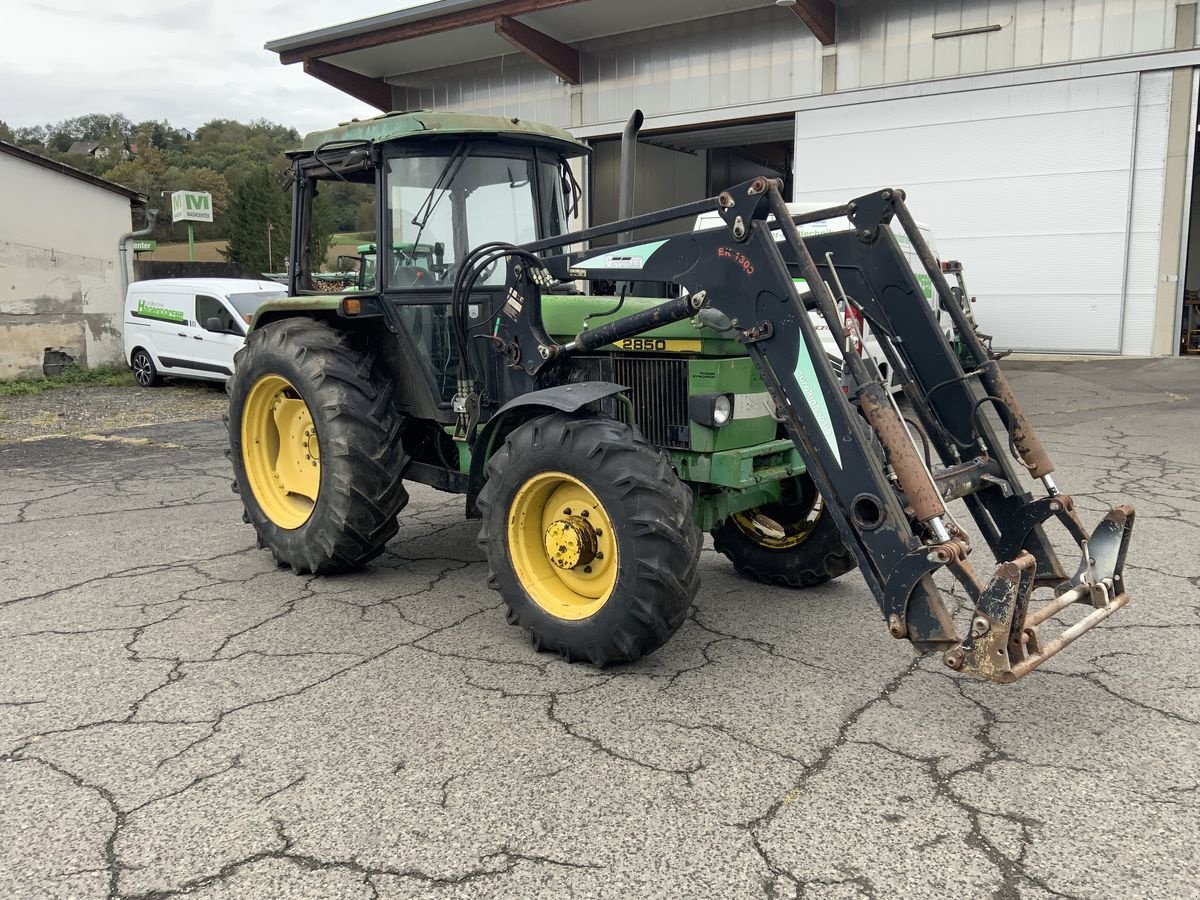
left=227, top=110, right=1135, bottom=680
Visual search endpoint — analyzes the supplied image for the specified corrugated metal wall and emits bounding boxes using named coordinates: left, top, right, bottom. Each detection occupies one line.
left=837, top=0, right=1182, bottom=91
left=392, top=54, right=571, bottom=126
left=580, top=7, right=822, bottom=124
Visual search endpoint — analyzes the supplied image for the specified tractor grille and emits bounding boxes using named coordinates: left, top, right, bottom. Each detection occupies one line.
left=571, top=355, right=691, bottom=449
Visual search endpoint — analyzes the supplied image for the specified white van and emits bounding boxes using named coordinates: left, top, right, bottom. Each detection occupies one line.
left=124, top=279, right=286, bottom=387
left=694, top=203, right=946, bottom=389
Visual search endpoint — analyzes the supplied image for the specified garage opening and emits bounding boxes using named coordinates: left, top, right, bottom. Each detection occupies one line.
left=1181, top=119, right=1200, bottom=355
left=586, top=116, right=793, bottom=296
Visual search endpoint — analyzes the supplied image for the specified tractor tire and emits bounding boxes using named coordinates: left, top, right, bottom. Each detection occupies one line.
left=711, top=474, right=856, bottom=589
left=226, top=317, right=409, bottom=575
left=478, top=413, right=701, bottom=666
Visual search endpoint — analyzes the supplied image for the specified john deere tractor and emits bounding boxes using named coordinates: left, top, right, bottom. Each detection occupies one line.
left=227, top=110, right=1135, bottom=681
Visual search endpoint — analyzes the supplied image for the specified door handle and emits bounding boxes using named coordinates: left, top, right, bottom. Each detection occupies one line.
left=193, top=335, right=203, bottom=341
left=176, top=332, right=187, bottom=337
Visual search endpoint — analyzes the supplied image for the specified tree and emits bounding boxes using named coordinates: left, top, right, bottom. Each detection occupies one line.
left=222, top=166, right=291, bottom=273
left=0, top=121, right=13, bottom=143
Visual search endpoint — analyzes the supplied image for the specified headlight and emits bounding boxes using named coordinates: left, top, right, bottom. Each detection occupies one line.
left=689, top=392, right=735, bottom=428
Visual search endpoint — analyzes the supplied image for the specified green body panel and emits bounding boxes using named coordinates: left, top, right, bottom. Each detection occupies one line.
left=541, top=295, right=742, bottom=354
left=669, top=439, right=806, bottom=488
left=686, top=358, right=775, bottom=452
left=298, top=111, right=588, bottom=156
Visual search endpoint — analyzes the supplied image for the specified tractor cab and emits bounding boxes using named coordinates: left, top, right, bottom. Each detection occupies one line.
left=284, top=110, right=585, bottom=299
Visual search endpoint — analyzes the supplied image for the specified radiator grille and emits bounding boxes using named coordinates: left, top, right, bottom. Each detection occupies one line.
left=611, top=355, right=690, bottom=449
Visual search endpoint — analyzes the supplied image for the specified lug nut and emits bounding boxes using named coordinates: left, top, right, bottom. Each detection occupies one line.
left=583, top=566, right=592, bottom=574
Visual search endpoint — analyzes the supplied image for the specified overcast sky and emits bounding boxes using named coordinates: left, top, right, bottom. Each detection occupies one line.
left=4, top=0, right=434, bottom=135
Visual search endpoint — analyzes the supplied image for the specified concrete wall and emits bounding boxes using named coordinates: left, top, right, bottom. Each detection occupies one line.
left=0, top=153, right=135, bottom=379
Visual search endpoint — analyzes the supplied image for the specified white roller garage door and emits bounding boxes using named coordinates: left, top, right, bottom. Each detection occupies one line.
left=792, top=73, right=1170, bottom=354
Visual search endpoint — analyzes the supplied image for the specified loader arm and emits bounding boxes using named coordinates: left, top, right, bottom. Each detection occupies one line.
left=479, top=177, right=1134, bottom=683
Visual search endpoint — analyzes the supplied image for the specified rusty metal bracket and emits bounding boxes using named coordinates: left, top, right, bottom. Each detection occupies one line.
left=735, top=321, right=775, bottom=344
left=994, top=493, right=1088, bottom=586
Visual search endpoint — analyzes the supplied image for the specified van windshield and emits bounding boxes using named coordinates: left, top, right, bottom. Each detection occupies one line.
left=227, top=291, right=285, bottom=321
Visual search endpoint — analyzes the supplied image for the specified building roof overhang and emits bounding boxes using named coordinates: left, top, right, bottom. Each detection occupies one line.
left=267, top=0, right=836, bottom=112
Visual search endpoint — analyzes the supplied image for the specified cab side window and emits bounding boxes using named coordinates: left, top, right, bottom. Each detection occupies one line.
left=197, top=295, right=242, bottom=335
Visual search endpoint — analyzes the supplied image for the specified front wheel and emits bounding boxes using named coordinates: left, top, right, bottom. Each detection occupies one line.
left=130, top=349, right=162, bottom=387
left=712, top=475, right=856, bottom=589
left=478, top=414, right=700, bottom=666
left=227, top=318, right=410, bottom=574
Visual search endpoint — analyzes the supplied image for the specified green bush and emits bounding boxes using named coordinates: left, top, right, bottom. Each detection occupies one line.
left=0, top=365, right=134, bottom=397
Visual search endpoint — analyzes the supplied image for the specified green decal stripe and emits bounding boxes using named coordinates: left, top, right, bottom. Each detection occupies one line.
left=133, top=299, right=186, bottom=324
left=791, top=339, right=843, bottom=468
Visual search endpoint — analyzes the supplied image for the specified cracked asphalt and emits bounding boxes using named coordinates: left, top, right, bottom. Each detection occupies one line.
left=1, top=358, right=1198, bottom=899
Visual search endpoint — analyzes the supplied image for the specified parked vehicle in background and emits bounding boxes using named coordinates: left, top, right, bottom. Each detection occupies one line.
left=124, top=279, right=285, bottom=387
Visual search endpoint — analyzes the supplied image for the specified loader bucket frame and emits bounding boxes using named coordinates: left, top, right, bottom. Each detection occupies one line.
left=482, top=177, right=1134, bottom=683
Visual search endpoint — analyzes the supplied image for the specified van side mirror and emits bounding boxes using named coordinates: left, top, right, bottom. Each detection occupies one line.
left=205, top=316, right=225, bottom=333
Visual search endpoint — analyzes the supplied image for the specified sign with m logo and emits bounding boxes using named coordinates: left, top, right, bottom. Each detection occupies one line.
left=171, top=190, right=214, bottom=224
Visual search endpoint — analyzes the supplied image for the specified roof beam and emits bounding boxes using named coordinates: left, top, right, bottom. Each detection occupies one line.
left=494, top=15, right=580, bottom=84
left=303, top=58, right=393, bottom=112
left=279, top=0, right=587, bottom=65
left=788, top=0, right=836, bottom=46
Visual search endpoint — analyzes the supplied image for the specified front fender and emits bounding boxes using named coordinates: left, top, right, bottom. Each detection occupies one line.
left=465, top=381, right=628, bottom=516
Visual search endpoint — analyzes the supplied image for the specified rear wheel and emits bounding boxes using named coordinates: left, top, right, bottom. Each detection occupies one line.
left=227, top=318, right=409, bottom=574
left=712, top=475, right=856, bottom=589
left=130, top=349, right=161, bottom=387
left=478, top=414, right=700, bottom=666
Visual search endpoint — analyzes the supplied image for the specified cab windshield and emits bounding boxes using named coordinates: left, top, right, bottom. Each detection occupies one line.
left=385, top=151, right=563, bottom=290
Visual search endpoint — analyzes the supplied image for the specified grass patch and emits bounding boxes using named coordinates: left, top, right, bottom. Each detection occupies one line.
left=0, top=365, right=135, bottom=397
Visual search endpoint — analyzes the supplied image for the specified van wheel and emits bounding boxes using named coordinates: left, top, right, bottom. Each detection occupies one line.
left=131, top=349, right=162, bottom=387
left=227, top=318, right=409, bottom=575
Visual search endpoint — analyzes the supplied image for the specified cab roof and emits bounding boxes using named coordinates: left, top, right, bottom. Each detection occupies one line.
left=296, top=109, right=588, bottom=157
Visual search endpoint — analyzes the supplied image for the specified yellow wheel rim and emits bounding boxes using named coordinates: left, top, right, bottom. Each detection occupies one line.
left=507, top=472, right=618, bottom=621
left=240, top=374, right=320, bottom=530
left=732, top=496, right=824, bottom=550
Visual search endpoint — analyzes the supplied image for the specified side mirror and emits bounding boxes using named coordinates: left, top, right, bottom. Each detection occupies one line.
left=336, top=255, right=361, bottom=272
left=205, top=316, right=223, bottom=333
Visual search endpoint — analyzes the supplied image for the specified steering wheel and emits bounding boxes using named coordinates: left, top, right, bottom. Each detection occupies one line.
left=444, top=257, right=497, bottom=285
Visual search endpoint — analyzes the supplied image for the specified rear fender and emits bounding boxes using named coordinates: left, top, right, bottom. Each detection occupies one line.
left=250, top=296, right=346, bottom=330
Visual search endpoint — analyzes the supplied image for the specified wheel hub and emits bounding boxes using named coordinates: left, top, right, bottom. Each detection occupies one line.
left=544, top=516, right=598, bottom=570
left=241, top=374, right=320, bottom=530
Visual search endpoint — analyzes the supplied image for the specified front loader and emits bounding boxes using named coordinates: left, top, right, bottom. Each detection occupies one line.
left=226, top=110, right=1134, bottom=682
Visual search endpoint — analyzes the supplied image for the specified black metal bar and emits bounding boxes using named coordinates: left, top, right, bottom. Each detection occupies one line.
left=890, top=196, right=991, bottom=368
left=568, top=294, right=701, bottom=353
left=765, top=190, right=876, bottom=390
left=522, top=196, right=721, bottom=254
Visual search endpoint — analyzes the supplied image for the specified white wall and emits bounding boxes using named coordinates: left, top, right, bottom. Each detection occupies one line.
left=791, top=73, right=1170, bottom=354
left=0, top=153, right=135, bottom=379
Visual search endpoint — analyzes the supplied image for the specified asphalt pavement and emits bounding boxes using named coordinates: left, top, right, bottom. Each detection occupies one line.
left=1, top=358, right=1197, bottom=899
